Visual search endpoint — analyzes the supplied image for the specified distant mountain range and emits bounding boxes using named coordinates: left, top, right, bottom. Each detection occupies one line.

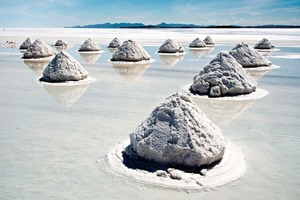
left=66, top=22, right=300, bottom=29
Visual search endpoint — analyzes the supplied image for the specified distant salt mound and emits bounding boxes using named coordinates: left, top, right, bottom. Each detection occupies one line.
left=203, top=36, right=215, bottom=46
left=158, top=39, right=184, bottom=54
left=23, top=39, right=54, bottom=59
left=54, top=39, right=67, bottom=47
left=229, top=43, right=272, bottom=67
left=254, top=38, right=275, bottom=49
left=40, top=51, right=88, bottom=83
left=78, top=38, right=100, bottom=52
left=189, top=38, right=207, bottom=48
left=190, top=52, right=257, bottom=97
left=108, top=37, right=121, bottom=48
left=19, top=38, right=31, bottom=50
left=111, top=40, right=151, bottom=62
left=130, top=92, right=227, bottom=167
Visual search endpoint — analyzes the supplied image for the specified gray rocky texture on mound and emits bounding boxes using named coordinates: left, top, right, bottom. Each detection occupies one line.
left=229, top=43, right=272, bottom=67
left=54, top=39, right=67, bottom=47
left=19, top=38, right=31, bottom=49
left=190, top=52, right=257, bottom=97
left=158, top=39, right=184, bottom=53
left=40, top=51, right=88, bottom=82
left=22, top=39, right=54, bottom=59
left=111, top=40, right=151, bottom=62
left=78, top=38, right=100, bottom=51
left=189, top=38, right=207, bottom=48
left=203, top=36, right=215, bottom=45
left=129, top=92, right=227, bottom=167
left=254, top=38, right=275, bottom=49
left=108, top=37, right=121, bottom=48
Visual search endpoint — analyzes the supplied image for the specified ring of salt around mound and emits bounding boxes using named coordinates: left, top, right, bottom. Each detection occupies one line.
left=182, top=85, right=268, bottom=101
left=157, top=52, right=186, bottom=56
left=245, top=64, right=280, bottom=71
left=78, top=50, right=105, bottom=54
left=37, top=76, right=96, bottom=86
left=106, top=140, right=246, bottom=190
left=205, top=44, right=215, bottom=47
left=188, top=47, right=211, bottom=50
left=108, top=59, right=155, bottom=66
left=22, top=55, right=55, bottom=61
left=256, top=48, right=280, bottom=52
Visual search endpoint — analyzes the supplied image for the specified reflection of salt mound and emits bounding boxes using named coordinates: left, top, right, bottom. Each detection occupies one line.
left=191, top=52, right=257, bottom=97
left=112, top=63, right=150, bottom=82
left=203, top=36, right=215, bottom=46
left=22, top=39, right=54, bottom=59
left=111, top=40, right=151, bottom=62
left=43, top=83, right=89, bottom=107
left=189, top=49, right=208, bottom=58
left=159, top=54, right=184, bottom=67
left=78, top=38, right=100, bottom=52
left=158, top=39, right=184, bottom=53
left=229, top=43, right=272, bottom=68
left=189, top=38, right=207, bottom=48
left=79, top=52, right=101, bottom=63
left=254, top=38, right=275, bottom=50
left=40, top=51, right=89, bottom=83
left=19, top=38, right=31, bottom=50
left=23, top=60, right=49, bottom=76
left=108, top=37, right=121, bottom=48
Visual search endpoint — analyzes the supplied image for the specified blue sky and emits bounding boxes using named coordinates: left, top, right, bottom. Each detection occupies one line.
left=0, top=0, right=299, bottom=27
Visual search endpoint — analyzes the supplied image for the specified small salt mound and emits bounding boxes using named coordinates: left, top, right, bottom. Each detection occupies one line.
left=108, top=37, right=121, bottom=48
left=111, top=40, right=151, bottom=62
left=130, top=92, right=227, bottom=168
left=78, top=38, right=100, bottom=52
left=158, top=39, right=184, bottom=53
left=22, top=39, right=54, bottom=59
left=19, top=38, right=31, bottom=50
left=203, top=36, right=215, bottom=45
left=189, top=38, right=207, bottom=48
left=54, top=39, right=67, bottom=47
left=229, top=43, right=272, bottom=67
left=254, top=38, right=275, bottom=49
left=190, top=52, right=257, bottom=97
left=40, top=51, right=88, bottom=83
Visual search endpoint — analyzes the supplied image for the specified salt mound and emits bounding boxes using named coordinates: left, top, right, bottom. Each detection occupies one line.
left=19, top=38, right=31, bottom=49
left=40, top=51, right=88, bottom=83
left=189, top=38, right=207, bottom=48
left=158, top=39, right=184, bottom=53
left=190, top=52, right=257, bottom=97
left=111, top=40, right=151, bottom=62
left=108, top=37, right=121, bottom=48
left=203, top=36, right=215, bottom=46
left=130, top=92, right=227, bottom=167
left=254, top=38, right=275, bottom=49
left=229, top=43, right=272, bottom=67
left=22, top=39, right=54, bottom=59
left=54, top=39, right=67, bottom=47
left=78, top=38, right=100, bottom=52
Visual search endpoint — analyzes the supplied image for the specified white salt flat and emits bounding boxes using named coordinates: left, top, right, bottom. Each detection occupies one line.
left=78, top=50, right=105, bottom=54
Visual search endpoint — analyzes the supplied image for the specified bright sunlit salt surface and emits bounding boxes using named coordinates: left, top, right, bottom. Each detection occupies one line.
left=0, top=28, right=300, bottom=199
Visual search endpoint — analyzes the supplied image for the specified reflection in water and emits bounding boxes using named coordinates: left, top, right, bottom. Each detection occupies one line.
left=246, top=69, right=270, bottom=81
left=43, top=83, right=90, bottom=107
left=159, top=54, right=184, bottom=67
left=54, top=46, right=67, bottom=52
left=108, top=48, right=117, bottom=53
left=189, top=48, right=208, bottom=58
left=23, top=60, right=49, bottom=76
left=79, top=52, right=102, bottom=63
left=112, top=63, right=150, bottom=82
left=191, top=97, right=255, bottom=127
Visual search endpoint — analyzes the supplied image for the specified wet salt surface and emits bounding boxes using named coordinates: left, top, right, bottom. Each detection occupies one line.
left=0, top=28, right=300, bottom=199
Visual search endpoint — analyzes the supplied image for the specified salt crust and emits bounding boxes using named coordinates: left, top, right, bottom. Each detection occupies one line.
left=36, top=76, right=96, bottom=86
left=182, top=85, right=268, bottom=101
left=108, top=59, right=155, bottom=66
left=78, top=50, right=105, bottom=54
left=157, top=52, right=186, bottom=56
left=106, top=140, right=246, bottom=190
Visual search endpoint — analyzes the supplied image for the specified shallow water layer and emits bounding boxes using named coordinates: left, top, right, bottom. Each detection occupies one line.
left=0, top=28, right=300, bottom=199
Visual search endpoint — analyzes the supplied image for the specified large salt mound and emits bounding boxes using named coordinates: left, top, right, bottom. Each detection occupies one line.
left=158, top=39, right=184, bottom=53
left=111, top=40, right=151, bottom=62
left=203, top=36, right=215, bottom=46
left=229, top=43, right=272, bottom=67
left=108, top=37, right=121, bottom=48
left=189, top=38, right=207, bottom=48
left=190, top=52, right=257, bottom=97
left=254, top=38, right=275, bottom=49
left=78, top=38, right=100, bottom=52
left=22, top=39, right=54, bottom=59
left=130, top=92, right=227, bottom=168
left=19, top=38, right=31, bottom=50
left=40, top=51, right=88, bottom=83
